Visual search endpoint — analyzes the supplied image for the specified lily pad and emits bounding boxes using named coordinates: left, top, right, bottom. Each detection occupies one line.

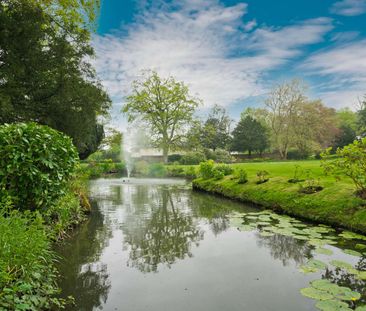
left=300, top=287, right=333, bottom=300
left=315, top=247, right=333, bottom=256
left=355, top=306, right=366, bottom=311
left=342, top=249, right=362, bottom=257
left=315, top=300, right=351, bottom=311
left=355, top=244, right=366, bottom=250
left=311, top=279, right=334, bottom=290
left=308, top=259, right=328, bottom=270
left=334, top=288, right=361, bottom=301
left=339, top=231, right=366, bottom=241
left=259, top=231, right=274, bottom=237
left=330, top=260, right=353, bottom=270
left=299, top=265, right=318, bottom=274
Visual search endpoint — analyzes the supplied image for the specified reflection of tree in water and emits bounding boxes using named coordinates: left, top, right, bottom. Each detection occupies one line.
left=55, top=200, right=112, bottom=311
left=122, top=186, right=204, bottom=273
left=256, top=234, right=313, bottom=266
left=191, top=192, right=239, bottom=236
left=322, top=256, right=366, bottom=306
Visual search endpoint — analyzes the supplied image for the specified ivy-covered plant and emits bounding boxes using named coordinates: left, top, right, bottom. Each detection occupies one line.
left=321, top=138, right=366, bottom=198
left=199, top=160, right=215, bottom=179
left=0, top=122, right=79, bottom=210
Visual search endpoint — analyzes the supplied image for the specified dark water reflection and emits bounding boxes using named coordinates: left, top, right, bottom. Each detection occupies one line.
left=55, top=178, right=364, bottom=311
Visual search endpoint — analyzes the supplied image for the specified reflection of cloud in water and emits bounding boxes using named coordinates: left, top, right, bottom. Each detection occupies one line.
left=256, top=233, right=313, bottom=266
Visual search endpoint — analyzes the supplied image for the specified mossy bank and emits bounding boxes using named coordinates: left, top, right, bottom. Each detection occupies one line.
left=192, top=161, right=366, bottom=234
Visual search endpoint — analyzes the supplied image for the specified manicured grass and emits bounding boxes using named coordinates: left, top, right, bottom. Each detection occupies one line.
left=191, top=160, right=366, bottom=234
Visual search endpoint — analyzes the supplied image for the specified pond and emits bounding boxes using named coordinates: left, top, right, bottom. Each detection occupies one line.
left=55, top=178, right=366, bottom=311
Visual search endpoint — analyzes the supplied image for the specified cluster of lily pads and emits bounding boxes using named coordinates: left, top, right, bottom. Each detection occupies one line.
left=301, top=279, right=365, bottom=311
left=228, top=210, right=366, bottom=310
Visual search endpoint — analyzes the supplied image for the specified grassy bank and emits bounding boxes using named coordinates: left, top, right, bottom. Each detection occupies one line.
left=0, top=174, right=90, bottom=310
left=191, top=160, right=366, bottom=234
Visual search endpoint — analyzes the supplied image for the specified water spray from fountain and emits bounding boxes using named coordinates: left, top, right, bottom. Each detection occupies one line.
left=122, top=126, right=135, bottom=179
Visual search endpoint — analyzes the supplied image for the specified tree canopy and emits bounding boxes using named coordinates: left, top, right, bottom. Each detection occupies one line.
left=231, top=115, right=269, bottom=155
left=123, top=71, right=200, bottom=162
left=0, top=0, right=110, bottom=158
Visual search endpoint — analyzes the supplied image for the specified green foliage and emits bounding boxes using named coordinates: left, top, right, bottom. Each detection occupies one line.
left=179, top=151, right=206, bottom=165
left=299, top=169, right=323, bottom=194
left=123, top=70, right=200, bottom=162
left=213, top=169, right=225, bottom=180
left=214, top=164, right=234, bottom=176
left=0, top=123, right=79, bottom=210
left=235, top=168, right=248, bottom=184
left=0, top=205, right=65, bottom=310
left=287, top=149, right=311, bottom=160
left=0, top=0, right=110, bottom=159
left=231, top=115, right=269, bottom=155
left=168, top=154, right=183, bottom=163
left=199, top=160, right=215, bottom=179
left=332, top=124, right=356, bottom=150
left=256, top=170, right=269, bottom=184
left=148, top=163, right=167, bottom=178
left=321, top=138, right=366, bottom=198
left=204, top=148, right=232, bottom=163
left=200, top=105, right=232, bottom=151
left=288, top=165, right=304, bottom=183
left=134, top=160, right=149, bottom=176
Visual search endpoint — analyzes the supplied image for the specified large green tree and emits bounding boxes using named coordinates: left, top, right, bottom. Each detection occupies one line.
left=123, top=71, right=200, bottom=163
left=231, top=115, right=269, bottom=156
left=200, top=105, right=232, bottom=151
left=0, top=0, right=110, bottom=158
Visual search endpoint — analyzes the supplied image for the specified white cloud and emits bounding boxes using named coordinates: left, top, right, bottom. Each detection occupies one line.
left=330, top=0, right=366, bottom=16
left=93, top=0, right=333, bottom=117
left=301, top=40, right=366, bottom=108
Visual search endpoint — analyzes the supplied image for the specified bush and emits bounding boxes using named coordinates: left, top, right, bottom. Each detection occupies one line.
left=134, top=160, right=149, bottom=176
left=0, top=123, right=79, bottom=211
left=148, top=163, right=167, bottom=177
left=185, top=166, right=197, bottom=179
left=199, top=160, right=215, bottom=179
left=179, top=151, right=206, bottom=165
left=0, top=204, right=65, bottom=310
left=287, top=149, right=311, bottom=160
left=215, top=163, right=234, bottom=176
left=204, top=148, right=232, bottom=163
left=213, top=169, right=225, bottom=180
left=256, top=170, right=269, bottom=184
left=321, top=138, right=366, bottom=198
left=235, top=168, right=248, bottom=184
left=168, top=154, right=183, bottom=163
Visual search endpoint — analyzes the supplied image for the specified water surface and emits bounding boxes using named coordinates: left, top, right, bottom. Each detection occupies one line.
left=55, top=178, right=366, bottom=311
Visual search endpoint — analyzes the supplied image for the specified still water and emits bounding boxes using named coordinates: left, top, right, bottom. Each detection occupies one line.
left=55, top=178, right=366, bottom=311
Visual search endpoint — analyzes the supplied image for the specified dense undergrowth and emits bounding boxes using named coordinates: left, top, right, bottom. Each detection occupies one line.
left=0, top=123, right=91, bottom=310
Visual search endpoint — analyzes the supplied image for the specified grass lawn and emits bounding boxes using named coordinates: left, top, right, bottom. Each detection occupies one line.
left=189, top=160, right=366, bottom=234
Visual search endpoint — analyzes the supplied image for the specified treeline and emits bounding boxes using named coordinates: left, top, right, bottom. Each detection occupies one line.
left=0, top=0, right=111, bottom=159
left=183, top=80, right=365, bottom=161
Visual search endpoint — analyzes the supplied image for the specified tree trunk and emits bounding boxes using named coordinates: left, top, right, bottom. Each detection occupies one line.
left=162, top=145, right=169, bottom=163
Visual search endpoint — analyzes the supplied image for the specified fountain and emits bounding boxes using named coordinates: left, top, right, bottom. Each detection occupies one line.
left=121, top=127, right=135, bottom=179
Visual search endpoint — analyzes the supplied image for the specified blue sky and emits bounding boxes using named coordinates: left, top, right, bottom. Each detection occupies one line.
left=93, top=0, right=366, bottom=128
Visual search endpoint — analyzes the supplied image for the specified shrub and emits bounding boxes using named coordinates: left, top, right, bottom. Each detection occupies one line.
left=215, top=163, right=234, bottom=176
left=204, top=148, right=232, bottom=163
left=288, top=165, right=304, bottom=183
left=287, top=149, right=311, bottom=160
left=185, top=166, right=197, bottom=179
left=256, top=170, right=269, bottom=184
left=0, top=205, right=65, bottom=310
left=199, top=160, right=215, bottom=179
left=236, top=168, right=248, bottom=184
left=179, top=151, right=206, bottom=165
left=299, top=170, right=323, bottom=194
left=213, top=168, right=225, bottom=180
left=168, top=154, right=183, bottom=163
left=134, top=160, right=149, bottom=176
left=166, top=166, right=185, bottom=177
left=0, top=123, right=79, bottom=211
left=148, top=163, right=167, bottom=177
left=321, top=139, right=366, bottom=198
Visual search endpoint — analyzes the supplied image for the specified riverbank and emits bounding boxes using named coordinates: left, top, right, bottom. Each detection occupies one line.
left=0, top=174, right=91, bottom=310
left=192, top=161, right=366, bottom=234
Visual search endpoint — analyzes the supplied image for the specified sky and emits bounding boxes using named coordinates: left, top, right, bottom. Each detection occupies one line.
left=94, top=0, right=366, bottom=129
